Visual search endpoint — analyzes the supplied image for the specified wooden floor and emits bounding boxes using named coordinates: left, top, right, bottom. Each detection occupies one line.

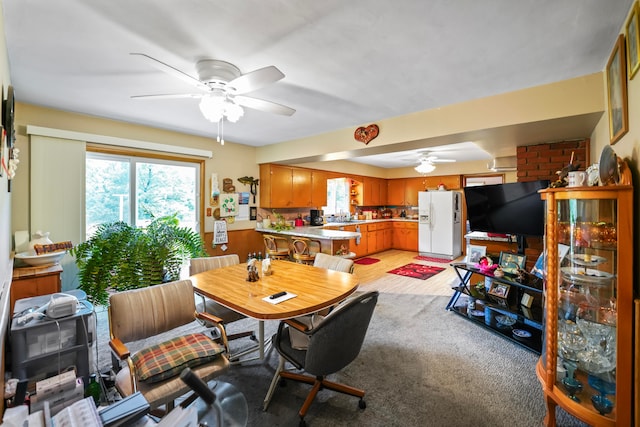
left=352, top=249, right=464, bottom=297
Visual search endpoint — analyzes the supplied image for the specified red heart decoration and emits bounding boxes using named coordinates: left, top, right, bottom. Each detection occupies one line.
left=354, top=124, right=379, bottom=145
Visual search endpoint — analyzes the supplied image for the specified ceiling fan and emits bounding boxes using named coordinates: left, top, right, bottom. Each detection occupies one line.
left=130, top=53, right=295, bottom=142
left=414, top=151, right=456, bottom=174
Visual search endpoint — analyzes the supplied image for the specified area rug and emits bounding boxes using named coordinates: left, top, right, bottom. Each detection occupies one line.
left=387, top=263, right=445, bottom=280
left=354, top=257, right=380, bottom=265
left=415, top=255, right=451, bottom=263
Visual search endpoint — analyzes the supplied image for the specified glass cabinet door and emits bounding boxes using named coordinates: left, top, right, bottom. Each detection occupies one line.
left=556, top=198, right=617, bottom=414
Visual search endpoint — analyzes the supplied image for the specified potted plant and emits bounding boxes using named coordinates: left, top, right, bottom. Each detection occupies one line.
left=70, top=213, right=207, bottom=306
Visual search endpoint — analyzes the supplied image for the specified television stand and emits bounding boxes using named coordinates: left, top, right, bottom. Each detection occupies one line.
left=446, top=263, right=543, bottom=354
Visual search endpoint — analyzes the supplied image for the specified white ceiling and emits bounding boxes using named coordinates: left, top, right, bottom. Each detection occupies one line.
left=2, top=0, right=633, bottom=168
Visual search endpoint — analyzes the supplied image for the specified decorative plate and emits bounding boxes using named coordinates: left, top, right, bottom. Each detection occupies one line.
left=560, top=267, right=613, bottom=284
left=512, top=329, right=532, bottom=339
left=570, top=254, right=606, bottom=267
left=496, top=315, right=516, bottom=326
left=469, top=309, right=485, bottom=317
left=598, top=145, right=620, bottom=186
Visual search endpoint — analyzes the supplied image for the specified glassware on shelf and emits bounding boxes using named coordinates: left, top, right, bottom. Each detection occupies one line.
left=591, top=395, right=614, bottom=416
left=561, top=377, right=583, bottom=402
left=557, top=320, right=586, bottom=361
left=588, top=373, right=616, bottom=415
left=575, top=305, right=616, bottom=374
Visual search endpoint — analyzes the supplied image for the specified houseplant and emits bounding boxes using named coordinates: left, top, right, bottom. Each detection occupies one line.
left=70, top=213, right=207, bottom=305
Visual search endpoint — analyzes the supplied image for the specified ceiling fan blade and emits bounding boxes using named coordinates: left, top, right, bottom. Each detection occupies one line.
left=235, top=95, right=295, bottom=116
left=131, top=53, right=208, bottom=91
left=432, top=159, right=456, bottom=163
left=131, top=93, right=205, bottom=100
left=229, top=66, right=285, bottom=94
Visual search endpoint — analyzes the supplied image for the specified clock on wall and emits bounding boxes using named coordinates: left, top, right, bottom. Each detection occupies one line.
left=3, top=85, right=15, bottom=149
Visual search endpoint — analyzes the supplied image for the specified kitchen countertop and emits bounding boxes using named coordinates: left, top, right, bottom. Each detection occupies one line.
left=322, top=218, right=419, bottom=227
left=255, top=225, right=360, bottom=240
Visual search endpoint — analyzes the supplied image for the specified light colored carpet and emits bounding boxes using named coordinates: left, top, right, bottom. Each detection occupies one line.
left=90, top=252, right=588, bottom=426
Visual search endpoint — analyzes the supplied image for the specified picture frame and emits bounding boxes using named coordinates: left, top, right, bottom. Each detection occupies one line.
left=488, top=282, right=510, bottom=299
left=465, top=244, right=486, bottom=265
left=249, top=206, right=257, bottom=221
left=606, top=34, right=629, bottom=145
left=626, top=1, right=640, bottom=79
left=498, top=252, right=526, bottom=272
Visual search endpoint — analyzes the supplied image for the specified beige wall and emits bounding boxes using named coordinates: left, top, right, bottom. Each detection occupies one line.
left=590, top=6, right=640, bottom=281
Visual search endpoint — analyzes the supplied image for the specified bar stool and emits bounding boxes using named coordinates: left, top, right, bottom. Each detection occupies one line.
left=291, top=238, right=322, bottom=265
left=263, top=234, right=291, bottom=260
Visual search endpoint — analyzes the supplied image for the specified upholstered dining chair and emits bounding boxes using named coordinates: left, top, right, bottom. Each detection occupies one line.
left=263, top=234, right=291, bottom=260
left=291, top=237, right=322, bottom=265
left=108, top=279, right=230, bottom=413
left=263, top=291, right=379, bottom=426
left=190, top=255, right=256, bottom=361
left=313, top=252, right=355, bottom=274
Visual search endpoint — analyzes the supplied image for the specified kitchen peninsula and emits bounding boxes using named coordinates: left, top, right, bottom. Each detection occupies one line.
left=255, top=225, right=360, bottom=257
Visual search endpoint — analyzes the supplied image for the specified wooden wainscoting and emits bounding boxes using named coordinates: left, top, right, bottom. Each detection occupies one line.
left=203, top=229, right=266, bottom=259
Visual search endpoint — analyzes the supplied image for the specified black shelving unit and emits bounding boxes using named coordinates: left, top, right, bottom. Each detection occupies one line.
left=446, top=262, right=543, bottom=354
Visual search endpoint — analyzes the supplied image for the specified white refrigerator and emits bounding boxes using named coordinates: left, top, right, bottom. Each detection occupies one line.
left=418, top=191, right=462, bottom=259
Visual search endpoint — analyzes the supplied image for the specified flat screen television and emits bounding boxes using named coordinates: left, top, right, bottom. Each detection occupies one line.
left=463, top=180, right=549, bottom=253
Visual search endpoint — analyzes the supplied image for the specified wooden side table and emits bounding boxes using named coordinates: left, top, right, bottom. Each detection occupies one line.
left=10, top=264, right=62, bottom=314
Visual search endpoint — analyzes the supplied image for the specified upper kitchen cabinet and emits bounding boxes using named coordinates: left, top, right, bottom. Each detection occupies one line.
left=260, top=164, right=313, bottom=208
left=388, top=178, right=423, bottom=206
left=311, top=170, right=328, bottom=208
left=422, top=175, right=462, bottom=190
left=363, top=177, right=386, bottom=206
left=387, top=179, right=406, bottom=205
left=260, top=164, right=326, bottom=208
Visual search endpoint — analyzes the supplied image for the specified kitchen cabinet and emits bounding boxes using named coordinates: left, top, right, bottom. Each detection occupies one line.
left=363, top=177, right=384, bottom=206
left=343, top=225, right=367, bottom=258
left=422, top=175, right=462, bottom=190
left=311, top=170, right=328, bottom=207
left=366, top=222, right=392, bottom=254
left=10, top=264, right=62, bottom=314
left=392, top=222, right=418, bottom=251
left=260, top=164, right=313, bottom=207
left=404, top=178, right=423, bottom=206
left=536, top=186, right=633, bottom=427
left=292, top=168, right=312, bottom=207
left=387, top=178, right=423, bottom=206
left=387, top=179, right=406, bottom=205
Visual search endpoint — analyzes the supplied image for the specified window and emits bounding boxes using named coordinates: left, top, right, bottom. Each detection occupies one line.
left=86, top=152, right=201, bottom=235
left=324, top=178, right=350, bottom=216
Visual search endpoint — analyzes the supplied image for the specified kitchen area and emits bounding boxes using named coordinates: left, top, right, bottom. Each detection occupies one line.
left=254, top=163, right=467, bottom=259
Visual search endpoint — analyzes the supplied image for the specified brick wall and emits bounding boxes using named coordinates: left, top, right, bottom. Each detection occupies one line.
left=516, top=139, right=589, bottom=183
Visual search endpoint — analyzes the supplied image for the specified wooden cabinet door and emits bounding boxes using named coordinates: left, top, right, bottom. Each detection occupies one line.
left=383, top=227, right=392, bottom=250
left=392, top=223, right=404, bottom=249
left=404, top=178, right=422, bottom=206
left=379, top=178, right=388, bottom=205
left=311, top=170, right=328, bottom=208
left=406, top=223, right=418, bottom=251
left=292, top=168, right=312, bottom=207
left=387, top=179, right=406, bottom=205
left=269, top=165, right=293, bottom=207
left=367, top=178, right=381, bottom=205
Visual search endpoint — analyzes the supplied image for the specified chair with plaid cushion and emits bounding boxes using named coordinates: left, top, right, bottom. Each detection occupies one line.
left=108, top=279, right=230, bottom=413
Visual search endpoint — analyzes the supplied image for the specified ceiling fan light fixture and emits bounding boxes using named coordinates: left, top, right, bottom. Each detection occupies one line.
left=415, top=160, right=436, bottom=174
left=199, top=93, right=244, bottom=123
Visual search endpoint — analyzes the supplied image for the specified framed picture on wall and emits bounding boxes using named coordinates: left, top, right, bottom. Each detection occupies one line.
left=606, top=34, right=629, bottom=144
left=626, top=1, right=640, bottom=79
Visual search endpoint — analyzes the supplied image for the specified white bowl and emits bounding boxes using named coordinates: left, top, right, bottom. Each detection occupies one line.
left=15, top=250, right=66, bottom=267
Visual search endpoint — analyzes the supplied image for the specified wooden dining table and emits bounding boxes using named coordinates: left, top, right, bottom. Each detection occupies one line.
left=190, top=259, right=360, bottom=361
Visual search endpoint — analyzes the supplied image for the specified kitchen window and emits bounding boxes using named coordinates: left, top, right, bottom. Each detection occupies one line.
left=324, top=178, right=350, bottom=216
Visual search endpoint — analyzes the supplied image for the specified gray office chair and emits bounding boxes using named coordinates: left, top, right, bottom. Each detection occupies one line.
left=263, top=291, right=379, bottom=427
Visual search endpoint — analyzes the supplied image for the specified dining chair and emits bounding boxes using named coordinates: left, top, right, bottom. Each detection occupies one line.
left=291, top=237, right=322, bottom=265
left=108, top=279, right=230, bottom=413
left=263, top=291, right=379, bottom=426
left=313, top=252, right=355, bottom=274
left=263, top=234, right=292, bottom=260
left=190, top=255, right=257, bottom=361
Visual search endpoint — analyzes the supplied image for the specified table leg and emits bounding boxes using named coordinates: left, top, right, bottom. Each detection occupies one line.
left=445, top=266, right=473, bottom=310
left=263, top=356, right=285, bottom=411
left=228, top=320, right=272, bottom=364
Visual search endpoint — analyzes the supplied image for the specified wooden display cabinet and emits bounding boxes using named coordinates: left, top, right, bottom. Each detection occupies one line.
left=536, top=186, right=633, bottom=427
left=11, top=264, right=63, bottom=314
